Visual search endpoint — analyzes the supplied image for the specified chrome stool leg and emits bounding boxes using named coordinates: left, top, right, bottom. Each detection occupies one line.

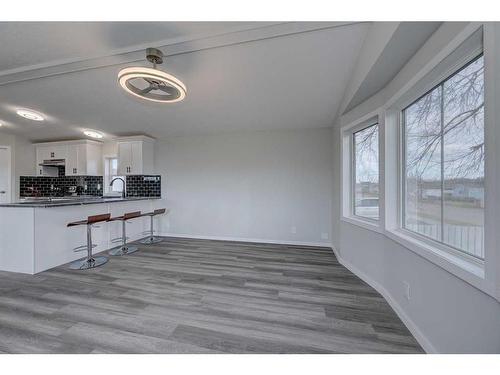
left=109, top=219, right=138, bottom=256
left=70, top=223, right=108, bottom=270
left=140, top=214, right=163, bottom=244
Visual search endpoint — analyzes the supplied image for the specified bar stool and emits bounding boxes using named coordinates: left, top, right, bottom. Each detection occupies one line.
left=140, top=208, right=169, bottom=244
left=67, top=213, right=110, bottom=270
left=108, top=211, right=142, bottom=256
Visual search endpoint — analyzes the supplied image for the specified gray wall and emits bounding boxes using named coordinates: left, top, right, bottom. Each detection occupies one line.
left=155, top=128, right=333, bottom=245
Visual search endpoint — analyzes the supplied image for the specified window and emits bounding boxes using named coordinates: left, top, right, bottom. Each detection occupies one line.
left=104, top=157, right=124, bottom=194
left=402, top=54, right=484, bottom=259
left=353, top=123, right=379, bottom=220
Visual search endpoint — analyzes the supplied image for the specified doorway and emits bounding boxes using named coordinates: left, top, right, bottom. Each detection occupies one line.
left=0, top=146, right=12, bottom=204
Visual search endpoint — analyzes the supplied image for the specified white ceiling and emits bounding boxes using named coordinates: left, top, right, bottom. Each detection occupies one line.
left=0, top=22, right=371, bottom=141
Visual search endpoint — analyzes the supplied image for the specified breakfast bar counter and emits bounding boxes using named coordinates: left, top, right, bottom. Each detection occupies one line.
left=0, top=197, right=164, bottom=274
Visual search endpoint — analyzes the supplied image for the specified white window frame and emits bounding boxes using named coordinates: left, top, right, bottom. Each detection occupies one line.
left=388, top=33, right=487, bottom=284
left=400, top=53, right=485, bottom=257
left=103, top=156, right=123, bottom=195
left=341, top=113, right=383, bottom=233
left=340, top=24, right=499, bottom=301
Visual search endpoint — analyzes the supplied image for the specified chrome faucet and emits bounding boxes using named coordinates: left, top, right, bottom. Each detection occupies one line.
left=110, top=177, right=126, bottom=198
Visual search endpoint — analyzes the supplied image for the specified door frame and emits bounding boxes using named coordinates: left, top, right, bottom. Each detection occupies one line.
left=0, top=145, right=12, bottom=203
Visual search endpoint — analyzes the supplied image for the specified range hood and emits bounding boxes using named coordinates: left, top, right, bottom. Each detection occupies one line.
left=39, top=159, right=65, bottom=167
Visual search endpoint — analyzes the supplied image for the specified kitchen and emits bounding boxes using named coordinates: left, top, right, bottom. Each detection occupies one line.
left=0, top=135, right=164, bottom=273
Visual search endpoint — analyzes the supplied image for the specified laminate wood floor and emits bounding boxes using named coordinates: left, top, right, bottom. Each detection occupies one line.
left=0, top=237, right=423, bottom=353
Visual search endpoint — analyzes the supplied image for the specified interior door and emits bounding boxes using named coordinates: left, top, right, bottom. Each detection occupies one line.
left=0, top=146, right=11, bottom=203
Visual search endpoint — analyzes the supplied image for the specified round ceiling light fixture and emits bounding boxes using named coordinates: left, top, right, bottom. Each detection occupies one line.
left=16, top=109, right=45, bottom=121
left=83, top=130, right=104, bottom=139
left=118, top=48, right=186, bottom=103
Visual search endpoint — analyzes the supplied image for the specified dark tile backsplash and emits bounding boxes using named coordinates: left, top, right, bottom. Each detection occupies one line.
left=20, top=174, right=161, bottom=198
left=20, top=176, right=103, bottom=197
left=126, top=175, right=161, bottom=198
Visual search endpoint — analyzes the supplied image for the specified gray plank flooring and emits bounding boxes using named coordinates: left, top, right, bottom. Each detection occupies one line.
left=0, top=237, right=423, bottom=353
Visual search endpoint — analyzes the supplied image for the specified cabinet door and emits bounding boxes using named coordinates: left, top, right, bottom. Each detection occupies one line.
left=66, top=145, right=78, bottom=176
left=86, top=143, right=102, bottom=175
left=76, top=144, right=87, bottom=175
left=118, top=142, right=132, bottom=175
left=130, top=141, right=143, bottom=175
left=66, top=144, right=87, bottom=176
left=36, top=147, right=50, bottom=175
left=49, top=145, right=67, bottom=160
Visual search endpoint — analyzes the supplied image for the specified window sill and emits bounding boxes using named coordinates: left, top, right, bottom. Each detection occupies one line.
left=341, top=215, right=383, bottom=234
left=385, top=228, right=498, bottom=298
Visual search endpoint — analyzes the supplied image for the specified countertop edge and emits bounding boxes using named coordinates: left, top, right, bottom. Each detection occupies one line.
left=0, top=197, right=162, bottom=208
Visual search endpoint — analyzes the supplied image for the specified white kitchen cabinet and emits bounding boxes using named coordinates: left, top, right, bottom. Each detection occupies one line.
left=117, top=136, right=154, bottom=175
left=66, top=143, right=87, bottom=176
left=35, top=140, right=102, bottom=176
left=35, top=144, right=68, bottom=176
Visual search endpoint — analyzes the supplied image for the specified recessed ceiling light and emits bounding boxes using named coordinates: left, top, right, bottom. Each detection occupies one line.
left=83, top=130, right=104, bottom=139
left=118, top=48, right=186, bottom=103
left=16, top=109, right=44, bottom=121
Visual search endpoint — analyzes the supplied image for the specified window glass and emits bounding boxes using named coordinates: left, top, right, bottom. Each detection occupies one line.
left=404, top=86, right=442, bottom=241
left=353, top=124, right=379, bottom=220
left=403, top=55, right=484, bottom=259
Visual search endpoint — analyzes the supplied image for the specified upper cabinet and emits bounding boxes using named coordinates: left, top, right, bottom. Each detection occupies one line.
left=117, top=136, right=155, bottom=175
left=35, top=140, right=103, bottom=176
left=36, top=144, right=67, bottom=162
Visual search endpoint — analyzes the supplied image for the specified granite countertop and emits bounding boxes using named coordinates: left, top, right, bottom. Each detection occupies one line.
left=0, top=196, right=161, bottom=208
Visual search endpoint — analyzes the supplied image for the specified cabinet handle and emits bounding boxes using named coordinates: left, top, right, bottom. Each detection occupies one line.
left=50, top=152, right=55, bottom=158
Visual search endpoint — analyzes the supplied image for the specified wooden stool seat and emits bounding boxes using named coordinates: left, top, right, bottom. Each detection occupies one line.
left=67, top=213, right=111, bottom=227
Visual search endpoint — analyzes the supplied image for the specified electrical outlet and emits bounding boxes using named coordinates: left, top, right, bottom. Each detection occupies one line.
left=321, top=232, right=329, bottom=240
left=290, top=226, right=297, bottom=234
left=403, top=281, right=411, bottom=300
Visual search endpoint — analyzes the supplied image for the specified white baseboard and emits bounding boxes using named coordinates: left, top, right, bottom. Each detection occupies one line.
left=330, top=245, right=437, bottom=354
left=158, top=232, right=330, bottom=248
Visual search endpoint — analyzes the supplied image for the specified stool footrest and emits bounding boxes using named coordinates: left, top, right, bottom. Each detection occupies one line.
left=111, top=236, right=129, bottom=243
left=73, top=244, right=97, bottom=252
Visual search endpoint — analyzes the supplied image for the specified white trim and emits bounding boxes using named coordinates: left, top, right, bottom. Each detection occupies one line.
left=115, top=135, right=156, bottom=143
left=33, top=139, right=102, bottom=146
left=340, top=109, right=383, bottom=234
left=329, top=245, right=437, bottom=354
left=158, top=232, right=330, bottom=248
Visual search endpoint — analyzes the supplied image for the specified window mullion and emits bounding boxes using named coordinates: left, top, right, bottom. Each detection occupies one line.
left=440, top=83, right=445, bottom=243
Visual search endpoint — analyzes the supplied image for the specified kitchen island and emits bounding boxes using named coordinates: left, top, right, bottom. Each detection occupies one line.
left=0, top=197, right=163, bottom=274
